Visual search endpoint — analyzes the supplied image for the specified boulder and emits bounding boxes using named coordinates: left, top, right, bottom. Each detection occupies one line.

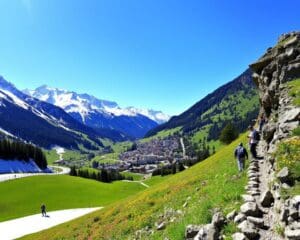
left=193, top=224, right=218, bottom=240
left=226, top=210, right=238, bottom=221
left=242, top=194, right=255, bottom=202
left=156, top=222, right=166, bottom=230
left=280, top=206, right=290, bottom=223
left=234, top=213, right=246, bottom=224
left=280, top=109, right=300, bottom=123
left=260, top=190, right=274, bottom=207
left=240, top=202, right=262, bottom=217
left=185, top=225, right=201, bottom=239
left=211, top=212, right=226, bottom=229
left=247, top=216, right=265, bottom=228
left=285, top=229, right=300, bottom=240
left=263, top=122, right=276, bottom=142
left=238, top=220, right=259, bottom=239
left=277, top=167, right=290, bottom=184
left=232, top=232, right=247, bottom=240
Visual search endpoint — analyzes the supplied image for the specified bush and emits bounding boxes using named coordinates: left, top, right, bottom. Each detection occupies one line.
left=220, top=122, right=239, bottom=144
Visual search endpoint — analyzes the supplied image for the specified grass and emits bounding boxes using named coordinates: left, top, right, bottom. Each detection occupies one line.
left=44, top=150, right=60, bottom=165
left=275, top=136, right=300, bottom=198
left=288, top=78, right=300, bottom=106
left=141, top=127, right=182, bottom=143
left=121, top=171, right=144, bottom=181
left=0, top=175, right=145, bottom=222
left=62, top=150, right=87, bottom=162
left=22, top=133, right=249, bottom=240
left=92, top=154, right=120, bottom=164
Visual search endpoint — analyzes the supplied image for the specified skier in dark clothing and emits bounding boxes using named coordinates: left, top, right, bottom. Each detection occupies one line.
left=41, top=204, right=46, bottom=217
left=234, top=143, right=248, bottom=172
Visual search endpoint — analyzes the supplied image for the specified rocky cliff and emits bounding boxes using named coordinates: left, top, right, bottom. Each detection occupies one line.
left=184, top=32, right=300, bottom=240
left=251, top=31, right=300, bottom=148
left=232, top=32, right=300, bottom=239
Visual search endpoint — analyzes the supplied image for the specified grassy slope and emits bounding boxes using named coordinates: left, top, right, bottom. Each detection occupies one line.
left=288, top=78, right=300, bottom=106
left=22, top=134, right=249, bottom=240
left=141, top=127, right=182, bottom=143
left=0, top=175, right=145, bottom=222
left=44, top=150, right=60, bottom=165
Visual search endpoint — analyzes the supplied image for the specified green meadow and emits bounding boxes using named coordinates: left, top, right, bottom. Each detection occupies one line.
left=0, top=175, right=145, bottom=222
left=22, top=133, right=249, bottom=240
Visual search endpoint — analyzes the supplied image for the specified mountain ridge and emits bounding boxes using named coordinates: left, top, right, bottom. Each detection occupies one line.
left=24, top=85, right=170, bottom=139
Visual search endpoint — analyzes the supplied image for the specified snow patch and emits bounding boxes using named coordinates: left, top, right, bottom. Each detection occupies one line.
left=0, top=159, right=42, bottom=174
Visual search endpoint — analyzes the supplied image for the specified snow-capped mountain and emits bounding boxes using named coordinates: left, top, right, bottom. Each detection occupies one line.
left=24, top=85, right=170, bottom=138
left=0, top=76, right=127, bottom=149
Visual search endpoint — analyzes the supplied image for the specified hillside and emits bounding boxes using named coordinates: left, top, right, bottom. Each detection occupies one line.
left=0, top=175, right=146, bottom=222
left=146, top=69, right=259, bottom=145
left=20, top=134, right=249, bottom=240
left=24, top=85, right=170, bottom=139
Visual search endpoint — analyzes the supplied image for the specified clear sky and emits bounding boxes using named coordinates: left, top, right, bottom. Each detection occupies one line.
left=0, top=0, right=299, bottom=116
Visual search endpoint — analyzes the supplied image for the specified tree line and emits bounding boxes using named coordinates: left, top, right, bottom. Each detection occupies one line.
left=0, top=139, right=47, bottom=169
left=69, top=167, right=134, bottom=183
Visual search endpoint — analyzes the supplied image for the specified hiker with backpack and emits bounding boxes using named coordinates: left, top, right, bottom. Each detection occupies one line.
left=248, top=125, right=260, bottom=159
left=234, top=143, right=248, bottom=172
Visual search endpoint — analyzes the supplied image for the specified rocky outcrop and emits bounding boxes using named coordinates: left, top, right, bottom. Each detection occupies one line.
left=185, top=211, right=226, bottom=240
left=232, top=31, right=300, bottom=240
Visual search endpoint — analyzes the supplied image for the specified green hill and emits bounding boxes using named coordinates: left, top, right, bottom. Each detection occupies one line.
left=21, top=133, right=249, bottom=240
left=146, top=69, right=259, bottom=149
left=0, top=175, right=146, bottom=222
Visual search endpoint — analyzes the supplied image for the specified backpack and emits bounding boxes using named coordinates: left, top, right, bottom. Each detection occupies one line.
left=253, top=130, right=260, bottom=141
left=236, top=146, right=245, bottom=158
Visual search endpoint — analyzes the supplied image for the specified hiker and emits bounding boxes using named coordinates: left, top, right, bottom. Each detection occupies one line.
left=234, top=143, right=248, bottom=172
left=258, top=114, right=266, bottom=132
left=248, top=125, right=259, bottom=159
left=41, top=204, right=46, bottom=217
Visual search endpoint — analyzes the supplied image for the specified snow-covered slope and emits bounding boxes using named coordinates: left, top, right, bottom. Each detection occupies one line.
left=24, top=85, right=170, bottom=138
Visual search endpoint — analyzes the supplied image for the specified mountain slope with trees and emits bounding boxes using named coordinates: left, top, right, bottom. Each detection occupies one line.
left=146, top=69, right=259, bottom=146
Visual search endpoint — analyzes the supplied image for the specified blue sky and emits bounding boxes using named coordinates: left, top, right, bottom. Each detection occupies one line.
left=0, top=0, right=299, bottom=115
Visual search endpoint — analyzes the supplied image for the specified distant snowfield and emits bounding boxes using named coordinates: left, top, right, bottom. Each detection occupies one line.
left=0, top=207, right=102, bottom=240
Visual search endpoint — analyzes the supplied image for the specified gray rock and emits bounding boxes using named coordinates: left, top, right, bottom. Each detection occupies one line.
left=279, top=121, right=299, bottom=133
left=247, top=216, right=265, bottom=228
left=263, top=122, right=276, bottom=142
left=212, top=212, right=226, bottom=229
left=156, top=222, right=166, bottom=230
left=242, top=194, right=255, bottom=202
left=277, top=167, right=290, bottom=184
left=193, top=223, right=218, bottom=240
left=240, top=202, right=262, bottom=217
left=232, top=232, right=247, bottom=240
left=292, top=196, right=300, bottom=209
left=282, top=183, right=292, bottom=189
left=234, top=213, right=246, bottom=224
left=238, top=220, right=259, bottom=239
left=285, top=229, right=300, bottom=240
left=280, top=206, right=290, bottom=223
left=260, top=190, right=274, bottom=207
left=185, top=225, right=201, bottom=239
left=290, top=206, right=299, bottom=220
left=291, top=221, right=300, bottom=230
left=226, top=210, right=237, bottom=221
left=280, top=108, right=300, bottom=123
left=248, top=181, right=259, bottom=188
